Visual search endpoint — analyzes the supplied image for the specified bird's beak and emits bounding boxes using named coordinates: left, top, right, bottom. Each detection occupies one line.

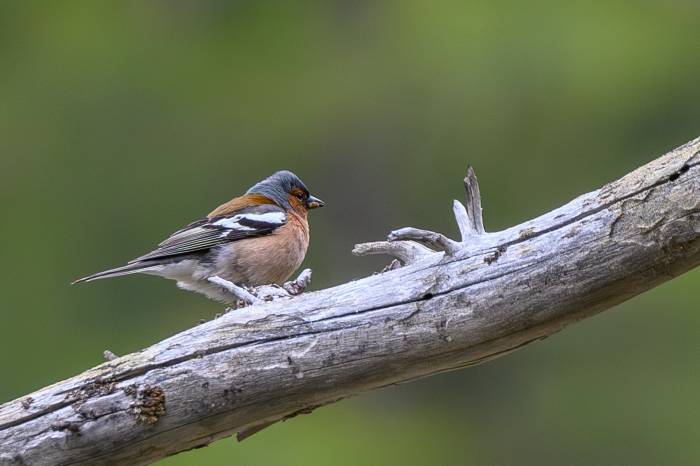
left=306, top=195, right=325, bottom=209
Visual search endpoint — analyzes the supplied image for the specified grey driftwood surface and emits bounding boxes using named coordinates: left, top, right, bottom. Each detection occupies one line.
left=1, top=137, right=700, bottom=466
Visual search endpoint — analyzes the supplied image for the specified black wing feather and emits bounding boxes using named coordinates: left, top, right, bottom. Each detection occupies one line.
left=129, top=204, right=286, bottom=263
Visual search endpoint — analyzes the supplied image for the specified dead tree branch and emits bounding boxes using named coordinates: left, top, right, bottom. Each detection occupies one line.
left=1, top=137, right=700, bottom=466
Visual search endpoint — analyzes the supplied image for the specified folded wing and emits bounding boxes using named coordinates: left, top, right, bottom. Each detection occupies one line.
left=130, top=204, right=287, bottom=263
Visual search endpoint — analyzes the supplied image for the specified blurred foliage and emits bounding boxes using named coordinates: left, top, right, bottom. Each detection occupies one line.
left=1, top=1, right=699, bottom=465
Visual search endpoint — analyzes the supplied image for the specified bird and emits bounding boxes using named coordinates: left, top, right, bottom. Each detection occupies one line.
left=73, top=170, right=325, bottom=304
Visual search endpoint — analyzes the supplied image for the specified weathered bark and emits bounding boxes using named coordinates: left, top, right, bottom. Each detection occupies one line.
left=1, top=137, right=699, bottom=466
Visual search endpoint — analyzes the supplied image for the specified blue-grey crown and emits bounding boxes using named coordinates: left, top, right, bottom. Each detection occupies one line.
left=247, top=170, right=309, bottom=208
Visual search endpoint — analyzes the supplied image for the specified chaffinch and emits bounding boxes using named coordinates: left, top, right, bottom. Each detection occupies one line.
left=74, top=171, right=325, bottom=303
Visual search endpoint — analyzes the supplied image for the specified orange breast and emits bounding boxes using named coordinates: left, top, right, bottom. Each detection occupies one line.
left=215, top=212, right=310, bottom=286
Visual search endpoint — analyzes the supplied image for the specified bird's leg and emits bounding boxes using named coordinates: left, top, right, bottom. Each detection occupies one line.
left=207, top=276, right=262, bottom=306
left=239, top=269, right=312, bottom=304
left=283, top=268, right=313, bottom=295
left=208, top=270, right=312, bottom=312
left=248, top=284, right=292, bottom=301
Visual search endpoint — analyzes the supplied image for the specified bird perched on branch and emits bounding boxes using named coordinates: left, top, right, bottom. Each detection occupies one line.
left=73, top=171, right=325, bottom=304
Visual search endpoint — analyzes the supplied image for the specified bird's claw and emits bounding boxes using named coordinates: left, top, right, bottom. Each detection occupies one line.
left=207, top=276, right=262, bottom=308
left=283, top=269, right=313, bottom=295
left=209, top=269, right=313, bottom=312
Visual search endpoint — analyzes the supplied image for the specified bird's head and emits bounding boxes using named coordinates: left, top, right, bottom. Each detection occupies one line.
left=247, top=170, right=325, bottom=212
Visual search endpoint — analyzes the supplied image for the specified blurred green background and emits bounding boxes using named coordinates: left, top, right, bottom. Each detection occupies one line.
left=1, top=1, right=699, bottom=465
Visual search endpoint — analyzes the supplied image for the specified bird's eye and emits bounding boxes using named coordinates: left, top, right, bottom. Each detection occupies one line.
left=295, top=191, right=306, bottom=200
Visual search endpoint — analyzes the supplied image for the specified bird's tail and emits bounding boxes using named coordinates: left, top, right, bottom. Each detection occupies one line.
left=72, top=262, right=160, bottom=284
